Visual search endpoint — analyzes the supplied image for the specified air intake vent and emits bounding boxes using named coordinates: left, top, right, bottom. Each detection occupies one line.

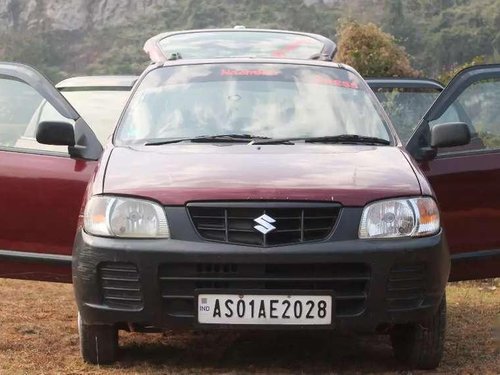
left=98, top=262, right=143, bottom=310
left=188, top=202, right=341, bottom=247
left=387, top=263, right=426, bottom=311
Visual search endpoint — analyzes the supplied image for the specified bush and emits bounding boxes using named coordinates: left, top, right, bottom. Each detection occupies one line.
left=335, top=21, right=419, bottom=78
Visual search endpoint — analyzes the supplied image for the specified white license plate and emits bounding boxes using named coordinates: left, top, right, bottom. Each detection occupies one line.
left=197, top=294, right=332, bottom=325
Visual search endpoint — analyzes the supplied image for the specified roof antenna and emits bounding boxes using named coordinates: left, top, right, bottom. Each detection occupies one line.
left=233, top=25, right=246, bottom=30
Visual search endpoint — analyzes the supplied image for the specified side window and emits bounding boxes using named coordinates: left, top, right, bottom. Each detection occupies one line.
left=430, top=78, right=500, bottom=155
left=0, top=77, right=69, bottom=155
left=374, top=88, right=440, bottom=143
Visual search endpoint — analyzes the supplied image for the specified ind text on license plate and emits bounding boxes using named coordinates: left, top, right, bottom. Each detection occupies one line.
left=197, top=294, right=333, bottom=325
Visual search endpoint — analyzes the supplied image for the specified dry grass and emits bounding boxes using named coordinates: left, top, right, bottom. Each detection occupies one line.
left=0, top=279, right=498, bottom=375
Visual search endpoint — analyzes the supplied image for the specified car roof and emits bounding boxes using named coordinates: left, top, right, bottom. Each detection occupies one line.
left=143, top=57, right=353, bottom=76
left=144, top=28, right=337, bottom=63
left=151, top=57, right=345, bottom=68
left=55, top=75, right=138, bottom=90
left=141, top=58, right=361, bottom=84
left=365, top=77, right=444, bottom=90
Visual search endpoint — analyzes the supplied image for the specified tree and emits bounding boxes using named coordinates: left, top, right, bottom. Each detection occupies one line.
left=335, top=21, right=419, bottom=77
left=437, top=55, right=486, bottom=85
left=382, top=0, right=420, bottom=58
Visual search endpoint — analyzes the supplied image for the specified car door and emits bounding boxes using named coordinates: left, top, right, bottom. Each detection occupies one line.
left=0, top=63, right=102, bottom=282
left=406, top=64, right=500, bottom=281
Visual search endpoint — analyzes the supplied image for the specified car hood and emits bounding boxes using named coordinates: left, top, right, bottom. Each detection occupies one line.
left=102, top=144, right=421, bottom=206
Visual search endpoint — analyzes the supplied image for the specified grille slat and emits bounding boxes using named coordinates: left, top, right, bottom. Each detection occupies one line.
left=159, top=263, right=370, bottom=318
left=197, top=226, right=226, bottom=231
left=101, top=276, right=140, bottom=282
left=103, top=296, right=143, bottom=302
left=159, top=276, right=370, bottom=282
left=98, top=263, right=144, bottom=310
left=188, top=203, right=341, bottom=247
left=102, top=286, right=141, bottom=292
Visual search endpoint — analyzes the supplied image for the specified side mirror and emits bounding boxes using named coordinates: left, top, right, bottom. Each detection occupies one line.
left=430, top=122, right=471, bottom=148
left=36, top=121, right=75, bottom=146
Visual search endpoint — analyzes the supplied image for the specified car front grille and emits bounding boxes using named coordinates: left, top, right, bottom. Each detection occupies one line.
left=159, top=262, right=370, bottom=318
left=98, top=262, right=143, bottom=310
left=386, top=263, right=426, bottom=311
left=187, top=202, right=341, bottom=247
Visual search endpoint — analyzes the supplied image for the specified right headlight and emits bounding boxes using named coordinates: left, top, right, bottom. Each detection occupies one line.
left=83, top=195, right=170, bottom=238
left=359, top=197, right=440, bottom=239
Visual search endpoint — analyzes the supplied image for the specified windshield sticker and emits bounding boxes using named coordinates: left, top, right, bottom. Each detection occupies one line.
left=271, top=39, right=308, bottom=58
left=311, top=76, right=360, bottom=89
left=220, top=69, right=281, bottom=77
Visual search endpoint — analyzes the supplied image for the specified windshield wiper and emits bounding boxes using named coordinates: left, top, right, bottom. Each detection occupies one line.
left=144, top=134, right=272, bottom=146
left=253, top=134, right=390, bottom=146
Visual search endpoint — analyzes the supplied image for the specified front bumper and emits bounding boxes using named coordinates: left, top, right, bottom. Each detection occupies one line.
left=73, top=229, right=449, bottom=333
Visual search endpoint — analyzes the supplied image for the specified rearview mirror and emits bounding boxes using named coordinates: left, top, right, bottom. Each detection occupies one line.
left=36, top=121, right=75, bottom=146
left=430, top=122, right=471, bottom=148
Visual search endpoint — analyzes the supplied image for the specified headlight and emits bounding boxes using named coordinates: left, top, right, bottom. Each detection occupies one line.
left=84, top=196, right=170, bottom=238
left=359, top=197, right=439, bottom=239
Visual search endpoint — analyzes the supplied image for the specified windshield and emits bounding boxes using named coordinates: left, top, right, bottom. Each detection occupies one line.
left=157, top=31, right=325, bottom=60
left=115, top=63, right=390, bottom=145
left=373, top=88, right=440, bottom=142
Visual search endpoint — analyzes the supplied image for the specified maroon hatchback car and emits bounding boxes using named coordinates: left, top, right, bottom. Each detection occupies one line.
left=0, top=29, right=499, bottom=369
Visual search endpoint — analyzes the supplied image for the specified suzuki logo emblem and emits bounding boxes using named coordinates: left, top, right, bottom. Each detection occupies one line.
left=253, top=214, right=276, bottom=234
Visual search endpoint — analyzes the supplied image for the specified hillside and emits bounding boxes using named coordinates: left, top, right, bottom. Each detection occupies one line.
left=0, top=0, right=498, bottom=81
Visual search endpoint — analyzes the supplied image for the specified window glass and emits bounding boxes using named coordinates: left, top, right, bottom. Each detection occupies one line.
left=15, top=89, right=130, bottom=153
left=0, top=78, right=42, bottom=147
left=0, top=77, right=68, bottom=154
left=374, top=88, right=440, bottom=142
left=59, top=90, right=130, bottom=144
left=116, top=64, right=390, bottom=144
left=0, top=77, right=130, bottom=154
left=430, top=78, right=500, bottom=154
left=158, top=31, right=324, bottom=60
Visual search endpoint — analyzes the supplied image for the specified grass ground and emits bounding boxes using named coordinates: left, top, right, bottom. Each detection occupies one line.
left=0, top=279, right=498, bottom=374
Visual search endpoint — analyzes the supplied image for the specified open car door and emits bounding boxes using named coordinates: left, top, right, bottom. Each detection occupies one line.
left=406, top=65, right=500, bottom=281
left=0, top=63, right=102, bottom=282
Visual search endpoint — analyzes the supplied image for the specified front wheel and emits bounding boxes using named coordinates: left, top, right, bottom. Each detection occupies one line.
left=390, top=294, right=446, bottom=370
left=78, top=312, right=118, bottom=364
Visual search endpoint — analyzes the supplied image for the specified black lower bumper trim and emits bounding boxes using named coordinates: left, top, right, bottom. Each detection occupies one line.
left=73, top=231, right=449, bottom=333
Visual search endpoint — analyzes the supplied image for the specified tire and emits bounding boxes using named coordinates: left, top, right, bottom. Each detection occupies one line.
left=78, top=312, right=118, bottom=364
left=390, top=294, right=446, bottom=370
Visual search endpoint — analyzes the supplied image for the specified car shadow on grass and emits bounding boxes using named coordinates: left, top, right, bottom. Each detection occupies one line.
left=117, top=330, right=404, bottom=373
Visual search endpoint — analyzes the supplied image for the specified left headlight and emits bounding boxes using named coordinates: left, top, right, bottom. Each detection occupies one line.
left=83, top=196, right=170, bottom=238
left=359, top=197, right=440, bottom=239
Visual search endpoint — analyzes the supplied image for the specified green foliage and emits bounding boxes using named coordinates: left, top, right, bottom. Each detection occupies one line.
left=437, top=56, right=486, bottom=85
left=0, top=31, right=74, bottom=82
left=6, top=0, right=342, bottom=80
left=0, top=0, right=497, bottom=81
left=335, top=21, right=419, bottom=77
left=380, top=0, right=500, bottom=74
left=479, top=131, right=500, bottom=149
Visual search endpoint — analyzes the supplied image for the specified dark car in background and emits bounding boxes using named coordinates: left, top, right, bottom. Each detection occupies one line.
left=367, top=78, right=444, bottom=143
left=0, top=28, right=499, bottom=369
